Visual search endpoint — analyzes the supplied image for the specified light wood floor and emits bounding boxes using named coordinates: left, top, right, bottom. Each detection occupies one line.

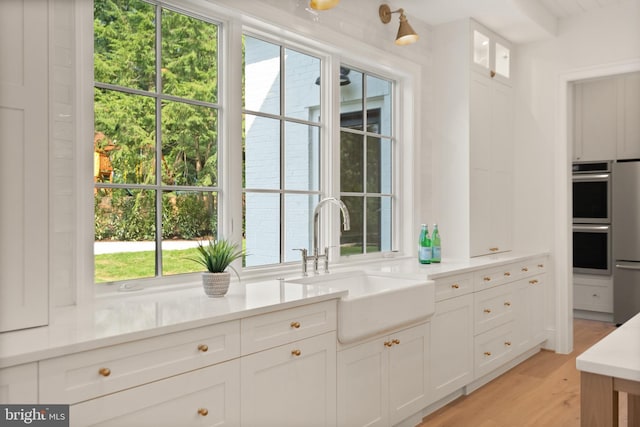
left=418, top=319, right=625, bottom=427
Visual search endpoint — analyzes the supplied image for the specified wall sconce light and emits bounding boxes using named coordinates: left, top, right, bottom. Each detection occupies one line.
left=309, top=0, right=339, bottom=10
left=379, top=4, right=419, bottom=46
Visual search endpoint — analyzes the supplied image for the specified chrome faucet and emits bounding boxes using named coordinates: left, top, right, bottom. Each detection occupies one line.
left=295, top=197, right=350, bottom=275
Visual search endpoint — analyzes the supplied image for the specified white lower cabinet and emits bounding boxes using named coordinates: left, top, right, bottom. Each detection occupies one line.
left=513, top=273, right=546, bottom=355
left=336, top=322, right=430, bottom=427
left=0, top=363, right=38, bottom=403
left=70, top=359, right=240, bottom=427
left=241, top=331, right=336, bottom=427
left=430, top=294, right=474, bottom=402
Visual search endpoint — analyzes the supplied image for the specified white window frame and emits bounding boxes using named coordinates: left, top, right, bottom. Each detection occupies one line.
left=79, top=0, right=419, bottom=298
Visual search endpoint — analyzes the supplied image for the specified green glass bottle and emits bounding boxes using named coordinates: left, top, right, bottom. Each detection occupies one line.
left=418, top=224, right=431, bottom=264
left=431, top=224, right=441, bottom=263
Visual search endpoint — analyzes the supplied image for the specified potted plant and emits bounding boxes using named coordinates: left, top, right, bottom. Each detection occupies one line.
left=190, top=238, right=244, bottom=297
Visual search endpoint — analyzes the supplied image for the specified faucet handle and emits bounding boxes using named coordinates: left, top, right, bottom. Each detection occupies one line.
left=293, top=248, right=308, bottom=258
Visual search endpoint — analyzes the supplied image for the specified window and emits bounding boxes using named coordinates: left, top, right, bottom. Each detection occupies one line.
left=339, top=69, right=394, bottom=255
left=242, top=35, right=322, bottom=267
left=93, top=0, right=220, bottom=283
left=91, top=0, right=401, bottom=286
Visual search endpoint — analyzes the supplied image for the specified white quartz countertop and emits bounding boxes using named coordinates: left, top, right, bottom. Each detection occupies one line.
left=576, top=312, right=640, bottom=382
left=0, top=251, right=547, bottom=368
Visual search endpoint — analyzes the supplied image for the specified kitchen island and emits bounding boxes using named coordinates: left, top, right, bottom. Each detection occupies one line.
left=576, top=312, right=640, bottom=426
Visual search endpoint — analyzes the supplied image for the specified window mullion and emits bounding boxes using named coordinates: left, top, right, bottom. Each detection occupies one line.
left=155, top=4, right=163, bottom=277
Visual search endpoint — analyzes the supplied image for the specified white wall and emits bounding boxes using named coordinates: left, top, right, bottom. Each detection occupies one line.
left=513, top=0, right=640, bottom=352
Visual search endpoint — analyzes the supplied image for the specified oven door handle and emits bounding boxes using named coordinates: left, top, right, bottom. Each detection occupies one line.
left=615, top=263, right=640, bottom=271
left=572, top=224, right=610, bottom=232
left=572, top=174, right=610, bottom=181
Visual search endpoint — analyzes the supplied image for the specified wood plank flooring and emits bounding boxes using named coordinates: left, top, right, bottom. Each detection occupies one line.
left=418, top=319, right=625, bottom=427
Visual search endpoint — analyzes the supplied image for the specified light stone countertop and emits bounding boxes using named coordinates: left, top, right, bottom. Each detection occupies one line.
left=0, top=251, right=548, bottom=368
left=576, top=311, right=640, bottom=382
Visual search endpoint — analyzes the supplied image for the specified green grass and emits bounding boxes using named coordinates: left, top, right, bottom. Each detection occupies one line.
left=95, top=248, right=202, bottom=283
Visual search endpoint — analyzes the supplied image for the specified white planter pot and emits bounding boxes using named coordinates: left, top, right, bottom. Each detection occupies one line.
left=202, top=271, right=231, bottom=297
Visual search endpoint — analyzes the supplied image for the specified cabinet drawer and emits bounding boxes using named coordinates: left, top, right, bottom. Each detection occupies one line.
left=574, top=283, right=613, bottom=313
left=513, top=258, right=547, bottom=280
left=241, top=300, right=337, bottom=355
left=474, top=284, right=514, bottom=335
left=40, top=320, right=240, bottom=404
left=71, top=359, right=240, bottom=427
left=474, top=322, right=515, bottom=379
left=434, top=273, right=473, bottom=302
left=473, top=265, right=514, bottom=291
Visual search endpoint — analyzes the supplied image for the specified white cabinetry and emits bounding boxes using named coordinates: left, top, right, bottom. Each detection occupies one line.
left=336, top=322, right=430, bottom=427
left=70, top=360, right=240, bottom=427
left=0, top=0, right=49, bottom=332
left=430, top=277, right=474, bottom=402
left=0, top=363, right=38, bottom=404
left=573, top=77, right=618, bottom=161
left=618, top=72, right=640, bottom=159
left=573, top=274, right=613, bottom=313
left=434, top=18, right=514, bottom=258
left=240, top=300, right=337, bottom=427
left=471, top=259, right=547, bottom=381
left=40, top=321, right=241, bottom=426
left=573, top=71, right=640, bottom=161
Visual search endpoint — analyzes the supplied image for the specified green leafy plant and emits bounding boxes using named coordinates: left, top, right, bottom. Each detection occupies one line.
left=190, top=238, right=244, bottom=274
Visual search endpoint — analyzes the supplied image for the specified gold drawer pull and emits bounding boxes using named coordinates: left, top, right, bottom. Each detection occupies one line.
left=484, top=351, right=492, bottom=356
left=489, top=247, right=499, bottom=252
left=504, top=272, right=511, bottom=277
left=451, top=283, right=460, bottom=289
left=198, top=408, right=209, bottom=416
left=483, top=277, right=491, bottom=282
left=504, top=301, right=511, bottom=307
left=392, top=339, right=400, bottom=345
left=384, top=341, right=393, bottom=347
left=529, top=279, right=538, bottom=285
left=291, top=349, right=302, bottom=356
left=198, top=344, right=208, bottom=352
left=504, top=341, right=512, bottom=346
left=538, top=264, right=544, bottom=268
left=521, top=267, right=529, bottom=272
left=484, top=308, right=491, bottom=314
left=290, top=321, right=301, bottom=329
left=98, top=368, right=111, bottom=377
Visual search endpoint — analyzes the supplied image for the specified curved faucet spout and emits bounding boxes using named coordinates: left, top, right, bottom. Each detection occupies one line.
left=313, top=197, right=350, bottom=258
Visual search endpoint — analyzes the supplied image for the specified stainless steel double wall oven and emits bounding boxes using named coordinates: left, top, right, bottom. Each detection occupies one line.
left=572, top=162, right=611, bottom=276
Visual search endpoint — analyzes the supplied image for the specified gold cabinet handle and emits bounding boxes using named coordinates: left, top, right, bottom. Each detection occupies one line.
left=504, top=272, right=511, bottom=277
left=490, top=70, right=496, bottom=78
left=290, top=321, right=301, bottom=329
left=451, top=283, right=460, bottom=289
left=521, top=267, right=529, bottom=272
left=98, top=368, right=111, bottom=377
left=392, top=339, right=400, bottom=345
left=483, top=277, right=491, bottom=282
left=504, top=341, right=512, bottom=346
left=198, top=344, right=208, bottom=352
left=291, top=349, right=302, bottom=356
left=489, top=247, right=499, bottom=252
left=538, top=264, right=544, bottom=268
left=484, top=351, right=492, bottom=356
left=484, top=308, right=491, bottom=313
left=384, top=341, right=393, bottom=347
left=198, top=408, right=209, bottom=416
left=529, top=279, right=538, bottom=285
left=504, top=301, right=511, bottom=307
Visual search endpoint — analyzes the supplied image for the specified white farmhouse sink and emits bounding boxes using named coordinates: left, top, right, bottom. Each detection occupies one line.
left=288, top=270, right=434, bottom=344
